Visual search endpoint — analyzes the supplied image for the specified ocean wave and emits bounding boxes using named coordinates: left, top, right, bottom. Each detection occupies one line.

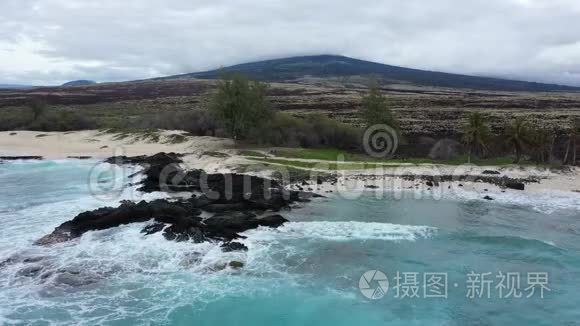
left=327, top=185, right=580, bottom=214
left=242, top=221, right=436, bottom=242
left=448, top=188, right=580, bottom=214
left=362, top=186, right=580, bottom=214
left=451, top=233, right=566, bottom=253
left=0, top=222, right=232, bottom=287
left=0, top=221, right=258, bottom=325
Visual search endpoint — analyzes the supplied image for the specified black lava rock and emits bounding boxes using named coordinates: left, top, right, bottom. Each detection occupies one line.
left=221, top=242, right=249, bottom=252
left=505, top=182, right=525, bottom=191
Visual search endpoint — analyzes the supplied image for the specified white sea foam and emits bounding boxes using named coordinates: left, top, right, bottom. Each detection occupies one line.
left=242, top=221, right=436, bottom=242
left=339, top=186, right=580, bottom=214
left=448, top=187, right=580, bottom=214
left=0, top=160, right=292, bottom=324
left=0, top=220, right=249, bottom=325
left=2, top=160, right=578, bottom=324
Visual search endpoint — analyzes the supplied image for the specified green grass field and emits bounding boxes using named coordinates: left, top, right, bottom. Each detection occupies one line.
left=267, top=148, right=537, bottom=166
left=239, top=147, right=545, bottom=170
left=245, top=157, right=404, bottom=170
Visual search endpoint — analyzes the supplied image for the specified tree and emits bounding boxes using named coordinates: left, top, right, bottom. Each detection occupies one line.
left=28, top=97, right=46, bottom=121
left=574, top=126, right=578, bottom=166
left=504, top=117, right=533, bottom=163
left=210, top=74, right=272, bottom=141
left=563, top=119, right=578, bottom=166
left=360, top=82, right=398, bottom=129
left=530, top=128, right=553, bottom=164
left=462, top=112, right=491, bottom=163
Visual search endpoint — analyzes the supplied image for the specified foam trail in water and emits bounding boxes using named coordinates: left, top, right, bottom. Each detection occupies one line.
left=449, top=188, right=580, bottom=214
left=242, top=221, right=436, bottom=242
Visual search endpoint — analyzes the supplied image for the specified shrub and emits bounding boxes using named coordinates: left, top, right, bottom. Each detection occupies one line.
left=27, top=110, right=96, bottom=131
left=134, top=110, right=220, bottom=136
left=28, top=97, right=46, bottom=121
left=0, top=108, right=32, bottom=131
left=256, top=113, right=362, bottom=150
left=309, top=114, right=362, bottom=150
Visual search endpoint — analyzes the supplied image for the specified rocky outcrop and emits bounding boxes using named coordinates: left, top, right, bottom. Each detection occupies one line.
left=36, top=153, right=318, bottom=248
left=35, top=199, right=198, bottom=245
left=394, top=173, right=538, bottom=189
left=0, top=156, right=43, bottom=161
left=505, top=182, right=525, bottom=191
left=105, top=152, right=184, bottom=192
left=36, top=196, right=292, bottom=246
left=221, top=242, right=248, bottom=252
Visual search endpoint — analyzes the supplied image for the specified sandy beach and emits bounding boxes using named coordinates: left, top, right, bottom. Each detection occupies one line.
left=0, top=130, right=246, bottom=172
left=1, top=130, right=579, bottom=194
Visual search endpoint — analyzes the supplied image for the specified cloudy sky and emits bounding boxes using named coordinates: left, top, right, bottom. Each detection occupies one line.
left=1, top=0, right=579, bottom=86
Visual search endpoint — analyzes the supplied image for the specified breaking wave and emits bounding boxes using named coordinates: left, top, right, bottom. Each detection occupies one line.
left=242, top=221, right=436, bottom=242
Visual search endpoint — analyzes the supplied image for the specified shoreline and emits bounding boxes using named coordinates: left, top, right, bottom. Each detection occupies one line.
left=1, top=130, right=579, bottom=195
left=292, top=175, right=580, bottom=208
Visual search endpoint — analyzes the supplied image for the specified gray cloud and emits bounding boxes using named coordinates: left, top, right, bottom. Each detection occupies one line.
left=1, top=0, right=580, bottom=86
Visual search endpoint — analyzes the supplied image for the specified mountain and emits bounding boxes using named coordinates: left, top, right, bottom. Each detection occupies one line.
left=62, top=80, right=97, bottom=87
left=0, top=84, right=34, bottom=90
left=160, top=55, right=579, bottom=92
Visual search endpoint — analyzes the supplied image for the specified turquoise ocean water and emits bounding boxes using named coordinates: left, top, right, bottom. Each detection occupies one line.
left=1, top=160, right=580, bottom=325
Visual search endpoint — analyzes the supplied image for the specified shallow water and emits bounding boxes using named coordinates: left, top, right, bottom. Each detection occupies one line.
left=1, top=160, right=580, bottom=325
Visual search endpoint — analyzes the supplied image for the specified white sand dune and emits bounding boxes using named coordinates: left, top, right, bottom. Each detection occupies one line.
left=0, top=130, right=245, bottom=172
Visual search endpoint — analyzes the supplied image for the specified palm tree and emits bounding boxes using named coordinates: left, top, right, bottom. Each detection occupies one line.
left=530, top=128, right=553, bottom=164
left=504, top=117, right=533, bottom=164
left=563, top=120, right=578, bottom=165
left=462, top=112, right=491, bottom=163
left=574, top=127, right=578, bottom=166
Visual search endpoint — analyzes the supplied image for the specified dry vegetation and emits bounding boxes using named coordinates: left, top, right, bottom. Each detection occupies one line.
left=1, top=77, right=579, bottom=161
